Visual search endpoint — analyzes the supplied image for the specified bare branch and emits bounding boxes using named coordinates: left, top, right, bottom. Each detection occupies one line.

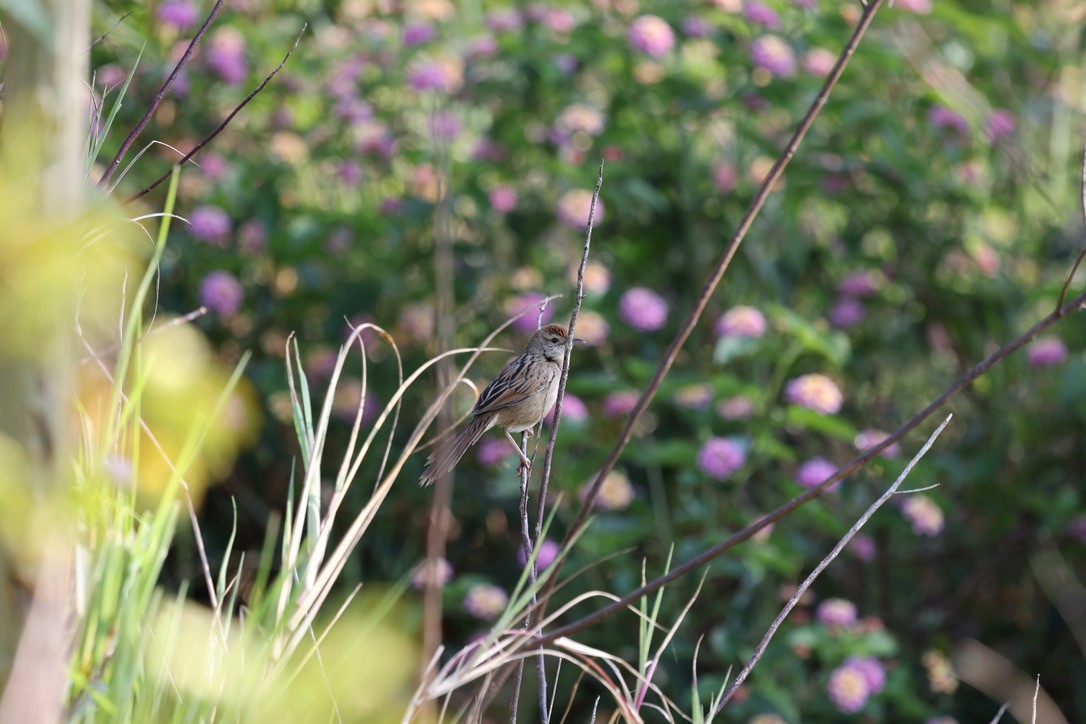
left=99, top=0, right=225, bottom=186
left=714, top=415, right=953, bottom=713
left=125, top=24, right=307, bottom=203
left=559, top=0, right=889, bottom=570
left=530, top=286, right=1086, bottom=650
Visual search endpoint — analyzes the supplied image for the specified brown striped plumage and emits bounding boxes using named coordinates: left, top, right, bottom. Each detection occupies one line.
left=420, top=323, right=583, bottom=486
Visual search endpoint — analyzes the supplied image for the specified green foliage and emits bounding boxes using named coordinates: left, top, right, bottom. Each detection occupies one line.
left=63, top=0, right=1086, bottom=719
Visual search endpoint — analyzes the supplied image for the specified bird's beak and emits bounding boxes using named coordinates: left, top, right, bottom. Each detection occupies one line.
left=572, top=337, right=587, bottom=346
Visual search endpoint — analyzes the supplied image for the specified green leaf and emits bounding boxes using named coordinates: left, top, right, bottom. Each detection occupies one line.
left=714, top=335, right=761, bottom=365
left=785, top=405, right=857, bottom=441
left=769, top=304, right=852, bottom=368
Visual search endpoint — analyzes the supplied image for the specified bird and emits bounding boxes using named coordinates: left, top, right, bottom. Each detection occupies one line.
left=420, top=323, right=585, bottom=486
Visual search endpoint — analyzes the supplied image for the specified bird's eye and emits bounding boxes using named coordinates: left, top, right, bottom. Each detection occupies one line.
left=549, top=336, right=560, bottom=343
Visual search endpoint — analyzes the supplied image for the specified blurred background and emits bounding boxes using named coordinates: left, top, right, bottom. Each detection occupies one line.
left=49, top=0, right=1086, bottom=719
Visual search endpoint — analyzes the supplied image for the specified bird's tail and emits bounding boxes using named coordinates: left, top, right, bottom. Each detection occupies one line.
left=420, top=415, right=491, bottom=486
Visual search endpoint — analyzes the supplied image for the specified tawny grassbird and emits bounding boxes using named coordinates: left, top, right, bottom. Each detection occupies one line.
left=420, top=323, right=584, bottom=485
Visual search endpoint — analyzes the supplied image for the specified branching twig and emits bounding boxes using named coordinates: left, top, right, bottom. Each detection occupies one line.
left=99, top=0, right=225, bottom=186
left=713, top=414, right=953, bottom=712
left=537, top=160, right=604, bottom=543
left=529, top=286, right=1086, bottom=649
left=519, top=0, right=889, bottom=655
left=125, top=24, right=307, bottom=203
left=555, top=0, right=889, bottom=576
left=505, top=162, right=603, bottom=717
left=90, top=10, right=133, bottom=49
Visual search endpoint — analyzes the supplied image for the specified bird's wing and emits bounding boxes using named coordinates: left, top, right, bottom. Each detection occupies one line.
left=473, top=355, right=548, bottom=414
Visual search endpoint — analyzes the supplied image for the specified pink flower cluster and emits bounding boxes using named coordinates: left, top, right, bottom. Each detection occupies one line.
left=827, top=656, right=887, bottom=713
left=901, top=494, right=945, bottom=536
left=785, top=374, right=843, bottom=415
left=697, top=437, right=746, bottom=480
left=619, top=288, right=668, bottom=331
left=715, top=305, right=767, bottom=338
left=628, top=15, right=675, bottom=57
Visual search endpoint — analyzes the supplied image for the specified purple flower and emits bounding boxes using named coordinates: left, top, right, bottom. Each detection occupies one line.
left=849, top=534, right=876, bottom=561
left=157, top=1, right=198, bottom=30
left=716, top=395, right=754, bottom=420
left=603, top=391, right=640, bottom=417
left=785, top=374, right=843, bottom=415
left=986, top=109, right=1015, bottom=141
left=403, top=22, right=435, bottom=45
left=855, top=429, right=900, bottom=458
left=796, top=457, right=838, bottom=489
left=751, top=35, right=796, bottom=77
left=628, top=15, right=675, bottom=57
left=411, top=557, right=453, bottom=589
left=713, top=162, right=738, bottom=193
left=744, top=2, right=781, bottom=28
left=354, top=121, right=395, bottom=159
left=827, top=662, right=873, bottom=713
left=473, top=139, right=507, bottom=162
left=198, top=152, right=228, bottom=181
left=406, top=60, right=459, bottom=92
left=199, top=271, right=243, bottom=316
left=682, top=17, right=712, bottom=37
left=696, top=437, right=745, bottom=480
left=544, top=393, right=587, bottom=425
left=189, top=205, right=231, bottom=245
left=95, top=64, right=129, bottom=90
left=845, top=656, right=887, bottom=694
left=838, top=270, right=880, bottom=297
left=489, top=186, right=518, bottom=213
left=476, top=437, right=513, bottom=466
left=557, top=189, right=604, bottom=228
left=337, top=160, right=362, bottom=186
left=928, top=105, right=970, bottom=134
left=485, top=8, right=523, bottom=32
left=803, top=48, right=836, bottom=76
left=545, top=8, right=576, bottom=33
left=553, top=53, right=578, bottom=74
left=716, top=305, right=767, bottom=338
left=379, top=197, right=404, bottom=215
left=619, top=287, right=668, bottom=332
left=333, top=97, right=373, bottom=125
left=464, top=584, right=508, bottom=620
left=1027, top=336, right=1067, bottom=367
left=466, top=35, right=499, bottom=58
left=518, top=539, right=559, bottom=569
left=206, top=28, right=247, bottom=85
left=829, top=297, right=865, bottom=328
left=901, top=494, right=944, bottom=536
left=816, top=598, right=858, bottom=628
left=524, top=3, right=549, bottom=22
left=896, top=0, right=932, bottom=13
left=428, top=110, right=460, bottom=140
left=505, top=292, right=555, bottom=335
